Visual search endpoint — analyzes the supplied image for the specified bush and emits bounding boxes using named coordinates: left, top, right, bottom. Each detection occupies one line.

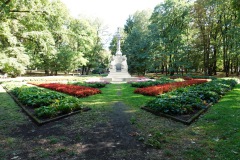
left=51, top=96, right=84, bottom=114
left=35, top=106, right=57, bottom=118
left=12, top=86, right=65, bottom=108
left=147, top=94, right=204, bottom=115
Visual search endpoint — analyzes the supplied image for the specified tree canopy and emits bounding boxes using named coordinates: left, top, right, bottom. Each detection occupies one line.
left=0, top=0, right=110, bottom=77
left=1, top=0, right=239, bottom=77
left=109, top=0, right=239, bottom=76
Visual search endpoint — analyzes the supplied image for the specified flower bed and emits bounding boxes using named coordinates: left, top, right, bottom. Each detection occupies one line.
left=35, top=83, right=101, bottom=97
left=69, top=80, right=110, bottom=88
left=142, top=79, right=237, bottom=124
left=129, top=77, right=174, bottom=88
left=134, top=79, right=208, bottom=96
left=5, top=85, right=91, bottom=125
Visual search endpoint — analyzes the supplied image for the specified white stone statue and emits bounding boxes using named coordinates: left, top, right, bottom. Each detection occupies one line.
left=116, top=27, right=122, bottom=56
left=122, top=56, right=128, bottom=71
left=106, top=27, right=131, bottom=79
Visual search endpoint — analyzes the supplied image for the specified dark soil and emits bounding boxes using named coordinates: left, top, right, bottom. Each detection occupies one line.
left=5, top=101, right=160, bottom=160
left=79, top=102, right=150, bottom=160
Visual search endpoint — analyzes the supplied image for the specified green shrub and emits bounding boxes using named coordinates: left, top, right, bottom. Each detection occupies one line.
left=35, top=106, right=57, bottom=118
left=148, top=94, right=204, bottom=115
left=51, top=96, right=84, bottom=114
left=12, top=86, right=65, bottom=107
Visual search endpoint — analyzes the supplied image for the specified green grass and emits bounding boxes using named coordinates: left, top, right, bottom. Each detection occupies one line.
left=183, top=84, right=240, bottom=159
left=0, top=85, right=28, bottom=159
left=80, top=83, right=240, bottom=159
left=80, top=83, right=155, bottom=108
left=0, top=88, right=27, bottom=134
left=0, top=81, right=239, bottom=159
left=132, top=84, right=240, bottom=159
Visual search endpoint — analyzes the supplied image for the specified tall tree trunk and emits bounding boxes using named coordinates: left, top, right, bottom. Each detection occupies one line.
left=203, top=35, right=208, bottom=76
left=86, top=66, right=91, bottom=75
left=169, top=55, right=174, bottom=76
left=81, top=66, right=85, bottom=75
left=225, top=59, right=230, bottom=77
left=213, top=47, right=217, bottom=75
left=236, top=57, right=239, bottom=76
left=45, top=70, right=49, bottom=76
left=161, top=64, right=164, bottom=74
left=165, top=65, right=168, bottom=76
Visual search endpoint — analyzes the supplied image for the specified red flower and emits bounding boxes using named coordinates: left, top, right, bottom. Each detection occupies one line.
left=35, top=83, right=101, bottom=97
left=134, top=79, right=207, bottom=96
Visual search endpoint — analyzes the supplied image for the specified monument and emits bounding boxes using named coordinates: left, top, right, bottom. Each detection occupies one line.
left=102, top=28, right=136, bottom=82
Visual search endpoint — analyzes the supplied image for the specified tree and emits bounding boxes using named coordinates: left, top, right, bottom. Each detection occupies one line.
left=193, top=0, right=239, bottom=76
left=122, top=10, right=152, bottom=75
left=149, top=0, right=190, bottom=76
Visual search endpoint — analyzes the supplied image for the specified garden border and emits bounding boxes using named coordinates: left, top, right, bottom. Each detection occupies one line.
left=1, top=85, right=91, bottom=126
left=141, top=103, right=212, bottom=125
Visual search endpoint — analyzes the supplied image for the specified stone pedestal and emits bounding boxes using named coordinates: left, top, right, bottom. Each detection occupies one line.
left=102, top=53, right=137, bottom=82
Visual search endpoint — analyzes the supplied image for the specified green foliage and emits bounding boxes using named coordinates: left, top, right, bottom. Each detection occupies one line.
left=148, top=94, right=204, bottom=115
left=146, top=79, right=237, bottom=115
left=35, top=106, right=57, bottom=118
left=146, top=131, right=166, bottom=149
left=70, top=81, right=109, bottom=88
left=0, top=21, right=30, bottom=77
left=50, top=96, right=84, bottom=114
left=12, top=86, right=65, bottom=108
left=130, top=78, right=174, bottom=88
left=0, top=0, right=107, bottom=76
left=149, top=0, right=191, bottom=75
left=121, top=10, right=152, bottom=75
left=10, top=85, right=86, bottom=118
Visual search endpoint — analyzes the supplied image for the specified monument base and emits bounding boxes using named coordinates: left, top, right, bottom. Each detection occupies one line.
left=101, top=77, right=139, bottom=83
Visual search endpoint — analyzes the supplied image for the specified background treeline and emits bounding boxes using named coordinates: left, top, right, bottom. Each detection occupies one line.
left=1, top=0, right=239, bottom=77
left=0, top=0, right=110, bottom=77
left=110, top=0, right=240, bottom=76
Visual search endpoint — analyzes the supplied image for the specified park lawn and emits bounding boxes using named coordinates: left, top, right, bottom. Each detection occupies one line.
left=132, top=84, right=240, bottom=159
left=0, top=82, right=239, bottom=159
left=0, top=85, right=28, bottom=158
left=181, top=84, right=240, bottom=159
left=79, top=83, right=155, bottom=107
left=70, top=83, right=240, bottom=159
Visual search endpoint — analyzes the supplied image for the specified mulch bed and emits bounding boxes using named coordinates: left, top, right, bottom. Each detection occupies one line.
left=2, top=85, right=91, bottom=126
left=141, top=103, right=212, bottom=125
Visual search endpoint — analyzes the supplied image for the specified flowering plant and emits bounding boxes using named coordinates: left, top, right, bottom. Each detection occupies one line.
left=134, top=79, right=208, bottom=96
left=37, top=83, right=101, bottom=97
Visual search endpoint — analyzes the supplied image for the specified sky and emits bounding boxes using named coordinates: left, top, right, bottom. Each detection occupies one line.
left=60, top=0, right=164, bottom=37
